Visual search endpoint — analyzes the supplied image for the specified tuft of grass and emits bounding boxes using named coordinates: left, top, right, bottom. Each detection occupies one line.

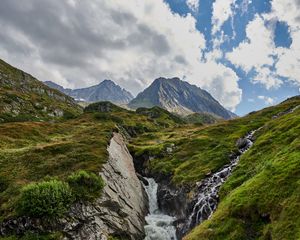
left=17, top=180, right=74, bottom=218
left=67, top=170, right=105, bottom=201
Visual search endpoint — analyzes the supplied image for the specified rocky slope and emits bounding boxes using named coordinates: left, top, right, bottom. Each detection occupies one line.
left=45, top=80, right=133, bottom=104
left=0, top=59, right=82, bottom=122
left=0, top=133, right=148, bottom=240
left=63, top=132, right=148, bottom=240
left=128, top=77, right=234, bottom=119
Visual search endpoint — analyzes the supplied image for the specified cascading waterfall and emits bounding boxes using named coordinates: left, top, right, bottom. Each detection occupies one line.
left=143, top=178, right=177, bottom=240
left=186, top=130, right=257, bottom=231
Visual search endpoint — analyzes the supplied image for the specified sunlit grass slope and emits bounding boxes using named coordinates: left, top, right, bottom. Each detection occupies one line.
left=185, top=100, right=300, bottom=240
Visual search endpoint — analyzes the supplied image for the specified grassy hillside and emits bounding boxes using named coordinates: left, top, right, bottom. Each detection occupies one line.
left=0, top=59, right=82, bottom=122
left=0, top=58, right=299, bottom=240
left=129, top=96, right=300, bottom=240
left=129, top=96, right=300, bottom=185
left=184, top=100, right=300, bottom=240
left=0, top=102, right=183, bottom=223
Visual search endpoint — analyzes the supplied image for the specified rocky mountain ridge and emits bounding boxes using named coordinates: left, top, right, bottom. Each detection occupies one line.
left=45, top=80, right=133, bottom=104
left=129, top=77, right=235, bottom=119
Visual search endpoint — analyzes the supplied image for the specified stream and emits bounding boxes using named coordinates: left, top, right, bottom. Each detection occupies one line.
left=143, top=178, right=177, bottom=240
left=142, top=130, right=257, bottom=239
left=185, top=130, right=257, bottom=231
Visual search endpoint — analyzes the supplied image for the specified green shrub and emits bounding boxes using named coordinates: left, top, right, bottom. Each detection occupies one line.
left=17, top=180, right=74, bottom=218
left=93, top=112, right=123, bottom=124
left=67, top=170, right=105, bottom=201
left=0, top=175, right=9, bottom=192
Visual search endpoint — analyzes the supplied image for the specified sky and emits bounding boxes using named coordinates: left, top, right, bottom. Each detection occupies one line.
left=0, top=0, right=299, bottom=115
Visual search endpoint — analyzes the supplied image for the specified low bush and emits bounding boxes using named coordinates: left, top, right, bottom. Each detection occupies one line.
left=67, top=170, right=105, bottom=201
left=17, top=180, right=74, bottom=218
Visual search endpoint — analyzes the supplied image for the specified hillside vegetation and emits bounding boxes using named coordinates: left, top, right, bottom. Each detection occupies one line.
left=184, top=100, right=300, bottom=240
left=0, top=59, right=82, bottom=122
left=0, top=58, right=299, bottom=240
left=129, top=96, right=300, bottom=239
left=0, top=101, right=183, bottom=223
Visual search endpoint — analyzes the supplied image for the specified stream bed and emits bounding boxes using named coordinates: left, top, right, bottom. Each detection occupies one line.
left=143, top=178, right=177, bottom=240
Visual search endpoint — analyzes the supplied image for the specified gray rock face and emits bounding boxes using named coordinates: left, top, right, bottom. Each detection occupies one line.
left=0, top=133, right=148, bottom=240
left=62, top=133, right=148, bottom=240
left=45, top=80, right=134, bottom=104
left=128, top=77, right=234, bottom=119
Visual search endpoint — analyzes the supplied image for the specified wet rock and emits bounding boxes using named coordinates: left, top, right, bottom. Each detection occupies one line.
left=236, top=138, right=248, bottom=149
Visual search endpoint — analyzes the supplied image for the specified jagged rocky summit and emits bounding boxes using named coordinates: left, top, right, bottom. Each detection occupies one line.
left=128, top=77, right=235, bottom=119
left=45, top=79, right=134, bottom=104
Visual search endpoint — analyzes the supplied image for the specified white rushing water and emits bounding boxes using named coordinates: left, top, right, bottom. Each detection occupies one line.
left=186, top=130, right=257, bottom=230
left=143, top=178, right=177, bottom=240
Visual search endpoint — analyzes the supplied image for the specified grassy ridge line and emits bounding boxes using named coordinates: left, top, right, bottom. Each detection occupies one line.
left=184, top=102, right=300, bottom=239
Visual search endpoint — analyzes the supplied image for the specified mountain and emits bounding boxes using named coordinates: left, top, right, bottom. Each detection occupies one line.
left=45, top=80, right=134, bottom=104
left=0, top=74, right=299, bottom=240
left=0, top=59, right=82, bottom=122
left=128, top=77, right=234, bottom=119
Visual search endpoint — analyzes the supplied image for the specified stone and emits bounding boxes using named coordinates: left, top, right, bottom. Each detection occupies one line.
left=0, top=133, right=148, bottom=240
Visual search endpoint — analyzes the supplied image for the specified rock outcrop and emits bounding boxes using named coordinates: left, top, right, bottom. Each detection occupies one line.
left=0, top=133, right=148, bottom=240
left=62, top=132, right=148, bottom=240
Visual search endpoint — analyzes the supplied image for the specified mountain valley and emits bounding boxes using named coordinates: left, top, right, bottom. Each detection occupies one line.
left=0, top=60, right=299, bottom=240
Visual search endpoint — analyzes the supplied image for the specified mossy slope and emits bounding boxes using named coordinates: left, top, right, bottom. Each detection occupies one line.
left=184, top=102, right=300, bottom=240
left=0, top=59, right=82, bottom=122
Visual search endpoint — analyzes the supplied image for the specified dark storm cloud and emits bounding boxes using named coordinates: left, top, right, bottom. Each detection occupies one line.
left=0, top=0, right=171, bottom=68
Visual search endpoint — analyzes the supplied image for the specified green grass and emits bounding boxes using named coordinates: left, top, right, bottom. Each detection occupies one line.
left=0, top=59, right=82, bottom=123
left=17, top=180, right=74, bottom=218
left=129, top=96, right=300, bottom=185
left=0, top=102, right=182, bottom=222
left=0, top=114, right=112, bottom=220
left=184, top=100, right=300, bottom=239
left=67, top=170, right=105, bottom=201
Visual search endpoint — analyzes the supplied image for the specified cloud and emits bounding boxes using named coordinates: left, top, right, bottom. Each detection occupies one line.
left=258, top=95, right=274, bottom=105
left=212, top=0, right=236, bottom=35
left=0, top=0, right=242, bottom=111
left=186, top=0, right=200, bottom=12
left=226, top=1, right=300, bottom=89
left=269, top=0, right=300, bottom=86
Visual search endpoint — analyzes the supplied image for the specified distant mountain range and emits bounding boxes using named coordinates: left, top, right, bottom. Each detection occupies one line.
left=128, top=77, right=235, bottom=119
left=45, top=77, right=236, bottom=119
left=45, top=80, right=134, bottom=104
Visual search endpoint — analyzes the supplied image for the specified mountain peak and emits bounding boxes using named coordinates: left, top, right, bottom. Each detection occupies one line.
left=129, top=77, right=233, bottom=119
left=45, top=79, right=133, bottom=104
left=100, top=79, right=116, bottom=86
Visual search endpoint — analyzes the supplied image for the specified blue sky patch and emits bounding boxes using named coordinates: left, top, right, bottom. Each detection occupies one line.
left=274, top=21, right=292, bottom=48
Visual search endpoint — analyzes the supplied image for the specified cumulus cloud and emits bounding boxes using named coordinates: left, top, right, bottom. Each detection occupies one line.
left=226, top=0, right=300, bottom=89
left=258, top=95, right=275, bottom=105
left=212, top=0, right=236, bottom=34
left=226, top=14, right=284, bottom=89
left=0, top=0, right=242, bottom=111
